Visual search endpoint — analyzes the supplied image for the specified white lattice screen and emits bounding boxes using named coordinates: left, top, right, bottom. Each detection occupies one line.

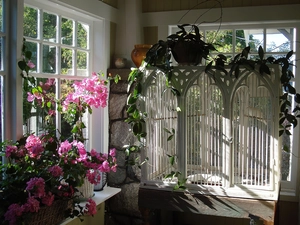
left=141, top=66, right=281, bottom=199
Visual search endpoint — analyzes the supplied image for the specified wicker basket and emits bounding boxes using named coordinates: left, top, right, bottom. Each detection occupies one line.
left=27, top=199, right=72, bottom=225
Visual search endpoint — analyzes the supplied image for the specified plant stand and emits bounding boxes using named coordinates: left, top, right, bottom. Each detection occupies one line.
left=138, top=187, right=278, bottom=225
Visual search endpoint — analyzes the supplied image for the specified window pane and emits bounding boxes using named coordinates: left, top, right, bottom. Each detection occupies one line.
left=61, top=17, right=73, bottom=45
left=206, top=30, right=233, bottom=53
left=43, top=11, right=57, bottom=43
left=0, top=0, right=3, bottom=32
left=25, top=41, right=37, bottom=72
left=60, top=79, right=89, bottom=143
left=77, top=22, right=88, bottom=49
left=42, top=44, right=56, bottom=73
left=0, top=37, right=2, bottom=71
left=24, top=6, right=38, bottom=38
left=266, top=28, right=293, bottom=52
left=77, top=51, right=87, bottom=76
left=61, top=48, right=73, bottom=74
left=236, top=29, right=263, bottom=52
left=24, top=78, right=56, bottom=135
left=0, top=76, right=2, bottom=143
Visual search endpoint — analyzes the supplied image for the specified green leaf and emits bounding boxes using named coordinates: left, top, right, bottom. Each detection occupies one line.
left=25, top=50, right=32, bottom=59
left=258, top=46, right=264, bottom=61
left=167, top=135, right=174, bottom=141
left=287, top=84, right=296, bottom=94
left=171, top=88, right=180, bottom=96
left=205, top=61, right=213, bottom=73
left=286, top=50, right=293, bottom=60
left=285, top=129, right=292, bottom=135
left=241, top=46, right=250, bottom=58
left=127, top=104, right=137, bottom=114
left=163, top=128, right=172, bottom=134
left=259, top=63, right=270, bottom=75
left=132, top=122, right=142, bottom=135
left=46, top=101, right=51, bottom=108
left=18, top=61, right=27, bottom=70
left=279, top=129, right=284, bottom=136
left=71, top=125, right=79, bottom=133
left=169, top=155, right=175, bottom=166
left=127, top=93, right=137, bottom=105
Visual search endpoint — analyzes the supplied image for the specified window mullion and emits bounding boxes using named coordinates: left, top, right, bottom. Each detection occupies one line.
left=57, top=15, right=62, bottom=75
left=73, top=20, right=77, bottom=76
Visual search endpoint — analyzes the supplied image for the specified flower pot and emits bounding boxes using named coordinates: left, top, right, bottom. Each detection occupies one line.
left=171, top=40, right=203, bottom=65
left=76, top=177, right=94, bottom=199
left=131, top=44, right=152, bottom=67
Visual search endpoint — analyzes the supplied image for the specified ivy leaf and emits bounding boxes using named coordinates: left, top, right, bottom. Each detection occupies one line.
left=132, top=122, right=142, bottom=135
left=167, top=135, right=174, bottom=141
left=25, top=50, right=32, bottom=60
left=285, top=129, right=292, bottom=135
left=171, top=88, right=180, bottom=96
left=127, top=104, right=137, bottom=114
left=169, top=155, right=175, bottom=166
left=163, top=128, right=172, bottom=134
left=259, top=63, right=270, bottom=75
left=294, top=93, right=300, bottom=103
left=127, top=93, right=137, bottom=104
left=286, top=83, right=296, bottom=94
left=205, top=61, right=213, bottom=73
left=279, top=129, right=284, bottom=136
left=18, top=61, right=27, bottom=71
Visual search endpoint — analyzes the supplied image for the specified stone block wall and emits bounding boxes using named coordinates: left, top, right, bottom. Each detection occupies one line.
left=105, top=69, right=144, bottom=225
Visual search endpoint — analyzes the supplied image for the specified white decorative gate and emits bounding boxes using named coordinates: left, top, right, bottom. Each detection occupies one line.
left=141, top=66, right=281, bottom=200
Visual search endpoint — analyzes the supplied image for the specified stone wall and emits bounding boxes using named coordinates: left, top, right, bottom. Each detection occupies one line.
left=105, top=69, right=144, bottom=225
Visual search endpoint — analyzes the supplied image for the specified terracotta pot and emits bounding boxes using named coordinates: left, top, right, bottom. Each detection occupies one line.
left=131, top=44, right=152, bottom=67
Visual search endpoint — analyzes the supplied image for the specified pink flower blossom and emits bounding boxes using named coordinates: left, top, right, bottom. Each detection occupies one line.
left=86, top=170, right=101, bottom=185
left=84, top=199, right=97, bottom=216
left=109, top=148, right=116, bottom=157
left=26, top=177, right=45, bottom=198
left=99, top=160, right=111, bottom=172
left=5, top=145, right=18, bottom=158
left=41, top=192, right=55, bottom=206
left=111, top=165, right=117, bottom=172
left=27, top=92, right=35, bottom=102
left=48, top=109, right=56, bottom=116
left=27, top=60, right=35, bottom=69
left=4, top=203, right=23, bottom=225
left=25, top=135, right=44, bottom=158
left=58, top=140, right=72, bottom=155
left=48, top=165, right=63, bottom=177
left=22, top=196, right=40, bottom=213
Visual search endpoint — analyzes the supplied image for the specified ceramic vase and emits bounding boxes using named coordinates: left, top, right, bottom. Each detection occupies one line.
left=131, top=44, right=152, bottom=67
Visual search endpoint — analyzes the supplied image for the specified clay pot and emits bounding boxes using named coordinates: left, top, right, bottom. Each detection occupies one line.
left=131, top=44, right=152, bottom=67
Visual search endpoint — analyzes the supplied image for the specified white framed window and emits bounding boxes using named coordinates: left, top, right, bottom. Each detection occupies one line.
left=142, top=22, right=299, bottom=199
left=23, top=0, right=108, bottom=153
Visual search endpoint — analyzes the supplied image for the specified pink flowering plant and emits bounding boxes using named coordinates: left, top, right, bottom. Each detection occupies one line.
left=0, top=41, right=118, bottom=225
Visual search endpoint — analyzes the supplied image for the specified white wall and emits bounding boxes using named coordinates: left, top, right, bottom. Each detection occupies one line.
left=142, top=4, right=300, bottom=40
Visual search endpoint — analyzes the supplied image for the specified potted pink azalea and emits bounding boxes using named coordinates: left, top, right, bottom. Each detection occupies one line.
left=0, top=42, right=119, bottom=225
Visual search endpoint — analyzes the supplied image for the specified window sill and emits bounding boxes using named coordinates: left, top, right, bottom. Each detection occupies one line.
left=60, top=186, right=121, bottom=225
